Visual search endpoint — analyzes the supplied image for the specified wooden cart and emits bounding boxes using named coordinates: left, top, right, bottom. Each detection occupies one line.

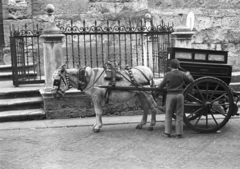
left=99, top=47, right=240, bottom=133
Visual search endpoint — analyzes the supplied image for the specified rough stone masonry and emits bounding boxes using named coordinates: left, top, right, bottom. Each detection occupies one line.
left=2, top=0, right=240, bottom=70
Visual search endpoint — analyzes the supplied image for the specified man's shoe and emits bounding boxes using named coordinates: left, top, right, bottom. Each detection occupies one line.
left=176, top=135, right=183, bottom=139
left=162, top=132, right=171, bottom=138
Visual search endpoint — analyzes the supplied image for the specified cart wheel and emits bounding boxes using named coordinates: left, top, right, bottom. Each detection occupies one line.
left=183, top=77, right=233, bottom=133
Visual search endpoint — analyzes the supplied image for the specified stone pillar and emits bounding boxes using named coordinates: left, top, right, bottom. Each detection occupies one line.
left=40, top=4, right=65, bottom=92
left=171, top=14, right=195, bottom=48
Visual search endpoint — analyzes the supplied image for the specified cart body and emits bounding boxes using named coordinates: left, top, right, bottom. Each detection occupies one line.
left=168, top=47, right=239, bottom=133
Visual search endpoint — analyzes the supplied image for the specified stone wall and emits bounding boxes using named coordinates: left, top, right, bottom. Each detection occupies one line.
left=41, top=90, right=150, bottom=119
left=148, top=0, right=240, bottom=71
left=3, top=0, right=240, bottom=70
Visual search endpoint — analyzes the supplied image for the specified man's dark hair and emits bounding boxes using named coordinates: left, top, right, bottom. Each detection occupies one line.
left=170, top=59, right=180, bottom=69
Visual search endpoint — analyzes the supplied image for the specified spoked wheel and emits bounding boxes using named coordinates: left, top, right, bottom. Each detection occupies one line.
left=183, top=77, right=233, bottom=133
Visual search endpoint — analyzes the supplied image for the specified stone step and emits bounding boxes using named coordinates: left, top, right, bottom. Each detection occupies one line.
left=0, top=96, right=43, bottom=111
left=0, top=88, right=41, bottom=99
left=0, top=108, right=45, bottom=122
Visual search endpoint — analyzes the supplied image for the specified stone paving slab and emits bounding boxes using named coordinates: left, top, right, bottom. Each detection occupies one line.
left=0, top=118, right=240, bottom=169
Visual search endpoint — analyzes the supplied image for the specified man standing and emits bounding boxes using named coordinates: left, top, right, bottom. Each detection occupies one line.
left=158, top=59, right=194, bottom=138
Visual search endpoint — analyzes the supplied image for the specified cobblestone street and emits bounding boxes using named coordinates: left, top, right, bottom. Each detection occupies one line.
left=1, top=117, right=240, bottom=169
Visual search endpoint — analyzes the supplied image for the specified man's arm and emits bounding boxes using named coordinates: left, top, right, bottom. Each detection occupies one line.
left=157, top=75, right=168, bottom=90
left=184, top=71, right=194, bottom=84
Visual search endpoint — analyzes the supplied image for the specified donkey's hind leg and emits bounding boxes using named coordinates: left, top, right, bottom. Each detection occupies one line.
left=92, top=93, right=104, bottom=133
left=136, top=93, right=157, bottom=130
left=135, top=93, right=151, bottom=129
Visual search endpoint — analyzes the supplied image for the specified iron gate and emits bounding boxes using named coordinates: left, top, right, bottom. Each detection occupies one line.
left=10, top=24, right=44, bottom=87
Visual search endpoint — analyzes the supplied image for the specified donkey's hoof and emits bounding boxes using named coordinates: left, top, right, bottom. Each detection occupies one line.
left=147, top=126, right=154, bottom=131
left=136, top=124, right=143, bottom=129
left=93, top=128, right=100, bottom=133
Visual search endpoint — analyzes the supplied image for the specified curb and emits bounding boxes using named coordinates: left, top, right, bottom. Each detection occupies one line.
left=0, top=114, right=239, bottom=131
left=0, top=114, right=163, bottom=131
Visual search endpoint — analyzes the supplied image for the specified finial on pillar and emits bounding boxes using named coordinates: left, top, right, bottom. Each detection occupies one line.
left=43, top=4, right=61, bottom=34
left=46, top=4, right=55, bottom=14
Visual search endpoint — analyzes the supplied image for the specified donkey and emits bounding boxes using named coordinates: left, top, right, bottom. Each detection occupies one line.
left=52, top=64, right=160, bottom=132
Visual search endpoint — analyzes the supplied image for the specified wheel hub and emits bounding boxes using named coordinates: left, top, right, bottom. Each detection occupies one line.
left=204, top=101, right=212, bottom=108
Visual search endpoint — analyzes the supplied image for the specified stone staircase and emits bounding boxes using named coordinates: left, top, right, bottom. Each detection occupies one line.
left=0, top=64, right=45, bottom=122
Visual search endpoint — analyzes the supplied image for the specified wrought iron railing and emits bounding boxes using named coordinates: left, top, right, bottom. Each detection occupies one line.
left=60, top=19, right=173, bottom=77
left=10, top=19, right=173, bottom=86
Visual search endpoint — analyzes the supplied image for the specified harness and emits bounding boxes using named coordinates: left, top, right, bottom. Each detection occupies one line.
left=53, top=71, right=72, bottom=96
left=103, top=64, right=151, bottom=104
left=78, top=67, right=87, bottom=91
left=53, top=64, right=151, bottom=103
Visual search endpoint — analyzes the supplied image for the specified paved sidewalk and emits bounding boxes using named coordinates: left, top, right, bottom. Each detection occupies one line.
left=1, top=117, right=240, bottom=169
left=0, top=114, right=165, bottom=130
left=1, top=114, right=240, bottom=131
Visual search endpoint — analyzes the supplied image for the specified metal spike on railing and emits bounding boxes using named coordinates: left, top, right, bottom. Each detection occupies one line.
left=95, top=20, right=97, bottom=32
left=107, top=20, right=109, bottom=32
left=83, top=20, right=86, bottom=32
left=71, top=19, right=73, bottom=32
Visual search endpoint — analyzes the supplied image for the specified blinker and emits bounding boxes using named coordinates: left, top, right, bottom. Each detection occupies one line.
left=53, top=79, right=60, bottom=86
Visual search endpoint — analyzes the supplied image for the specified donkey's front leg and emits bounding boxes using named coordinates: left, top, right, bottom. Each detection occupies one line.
left=93, top=114, right=103, bottom=133
left=136, top=110, right=148, bottom=129
left=92, top=94, right=103, bottom=133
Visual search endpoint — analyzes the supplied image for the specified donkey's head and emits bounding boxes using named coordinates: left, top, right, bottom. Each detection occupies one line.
left=52, top=65, right=93, bottom=98
left=52, top=64, right=71, bottom=98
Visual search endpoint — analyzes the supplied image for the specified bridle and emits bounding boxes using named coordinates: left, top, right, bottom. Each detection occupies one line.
left=53, top=66, right=90, bottom=95
left=53, top=69, right=72, bottom=96
left=53, top=65, right=117, bottom=95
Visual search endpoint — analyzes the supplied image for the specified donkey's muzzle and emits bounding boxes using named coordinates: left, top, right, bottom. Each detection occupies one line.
left=53, top=79, right=61, bottom=87
left=51, top=87, right=64, bottom=99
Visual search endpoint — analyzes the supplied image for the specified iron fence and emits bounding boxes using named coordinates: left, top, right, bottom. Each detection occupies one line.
left=60, top=19, right=173, bottom=77
left=10, top=19, right=174, bottom=86
left=10, top=24, right=44, bottom=87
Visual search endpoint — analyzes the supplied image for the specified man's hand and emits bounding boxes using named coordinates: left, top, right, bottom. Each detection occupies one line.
left=185, top=71, right=190, bottom=76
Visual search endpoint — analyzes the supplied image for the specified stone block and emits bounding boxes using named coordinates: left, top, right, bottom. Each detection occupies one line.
left=3, top=0, right=32, bottom=20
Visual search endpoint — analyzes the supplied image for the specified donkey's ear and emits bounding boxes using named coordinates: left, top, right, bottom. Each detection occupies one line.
left=59, top=64, right=66, bottom=70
